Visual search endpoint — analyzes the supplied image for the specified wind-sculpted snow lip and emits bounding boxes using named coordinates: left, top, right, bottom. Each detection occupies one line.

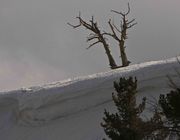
left=0, top=57, right=180, bottom=140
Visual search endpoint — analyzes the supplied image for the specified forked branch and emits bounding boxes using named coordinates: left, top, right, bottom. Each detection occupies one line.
left=68, top=14, right=103, bottom=49
left=68, top=3, right=136, bottom=68
left=111, top=3, right=130, bottom=16
left=68, top=13, right=118, bottom=69
left=104, top=3, right=137, bottom=67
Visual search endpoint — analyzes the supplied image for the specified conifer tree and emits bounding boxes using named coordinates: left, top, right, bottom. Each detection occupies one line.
left=101, top=77, right=146, bottom=140
left=159, top=88, right=180, bottom=137
left=158, top=68, right=180, bottom=138
left=101, top=77, right=168, bottom=140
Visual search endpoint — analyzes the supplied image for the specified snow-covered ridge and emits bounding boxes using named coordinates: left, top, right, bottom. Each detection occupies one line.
left=0, top=57, right=180, bottom=140
left=1, top=57, right=178, bottom=94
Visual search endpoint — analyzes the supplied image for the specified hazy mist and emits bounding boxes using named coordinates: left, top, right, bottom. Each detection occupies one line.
left=0, top=0, right=180, bottom=90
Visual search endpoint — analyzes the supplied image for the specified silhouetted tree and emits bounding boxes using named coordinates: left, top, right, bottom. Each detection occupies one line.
left=159, top=89, right=180, bottom=138
left=68, top=14, right=117, bottom=69
left=101, top=77, right=168, bottom=140
left=68, top=3, right=136, bottom=69
left=159, top=70, right=180, bottom=138
left=104, top=3, right=137, bottom=67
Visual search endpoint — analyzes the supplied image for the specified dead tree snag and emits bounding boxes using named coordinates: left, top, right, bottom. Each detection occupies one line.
left=68, top=3, right=136, bottom=69
left=68, top=13, right=118, bottom=69
left=105, top=3, right=137, bottom=67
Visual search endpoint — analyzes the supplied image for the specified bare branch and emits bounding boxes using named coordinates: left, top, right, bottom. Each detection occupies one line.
left=87, top=34, right=98, bottom=42
left=86, top=41, right=101, bottom=49
left=109, top=3, right=136, bottom=67
left=111, top=3, right=130, bottom=16
left=68, top=13, right=104, bottom=45
left=126, top=19, right=137, bottom=29
left=127, top=22, right=137, bottom=29
left=125, top=3, right=130, bottom=16
left=90, top=16, right=94, bottom=26
left=127, top=19, right=136, bottom=25
left=103, top=32, right=115, bottom=39
left=107, top=19, right=120, bottom=41
left=108, top=19, right=116, bottom=36
left=77, top=16, right=93, bottom=31
left=67, top=12, right=82, bottom=28
left=67, top=22, right=81, bottom=28
left=68, top=12, right=118, bottom=68
left=111, top=10, right=124, bottom=16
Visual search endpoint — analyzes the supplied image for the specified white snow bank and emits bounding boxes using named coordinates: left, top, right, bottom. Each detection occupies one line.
left=0, top=57, right=180, bottom=140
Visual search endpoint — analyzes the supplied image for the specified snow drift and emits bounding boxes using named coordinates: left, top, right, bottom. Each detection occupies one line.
left=0, top=57, right=180, bottom=140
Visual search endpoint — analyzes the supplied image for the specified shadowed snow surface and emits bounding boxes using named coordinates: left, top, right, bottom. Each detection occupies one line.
left=0, top=57, right=180, bottom=140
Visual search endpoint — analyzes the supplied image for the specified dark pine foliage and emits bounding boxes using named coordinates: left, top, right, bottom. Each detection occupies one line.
left=101, top=77, right=169, bottom=140
left=101, top=77, right=147, bottom=140
left=159, top=88, right=180, bottom=136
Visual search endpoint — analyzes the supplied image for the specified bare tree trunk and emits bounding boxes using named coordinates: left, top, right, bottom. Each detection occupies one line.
left=105, top=3, right=136, bottom=67
left=68, top=14, right=118, bottom=69
left=68, top=3, right=136, bottom=69
left=101, top=40, right=117, bottom=69
left=119, top=41, right=129, bottom=66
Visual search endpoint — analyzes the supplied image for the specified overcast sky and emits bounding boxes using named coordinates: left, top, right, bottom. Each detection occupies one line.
left=0, top=0, right=180, bottom=91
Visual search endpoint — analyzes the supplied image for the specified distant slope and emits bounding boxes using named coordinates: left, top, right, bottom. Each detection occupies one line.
left=0, top=57, right=180, bottom=140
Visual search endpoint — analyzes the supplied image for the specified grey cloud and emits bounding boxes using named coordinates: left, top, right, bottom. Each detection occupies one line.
left=0, top=0, right=180, bottom=90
